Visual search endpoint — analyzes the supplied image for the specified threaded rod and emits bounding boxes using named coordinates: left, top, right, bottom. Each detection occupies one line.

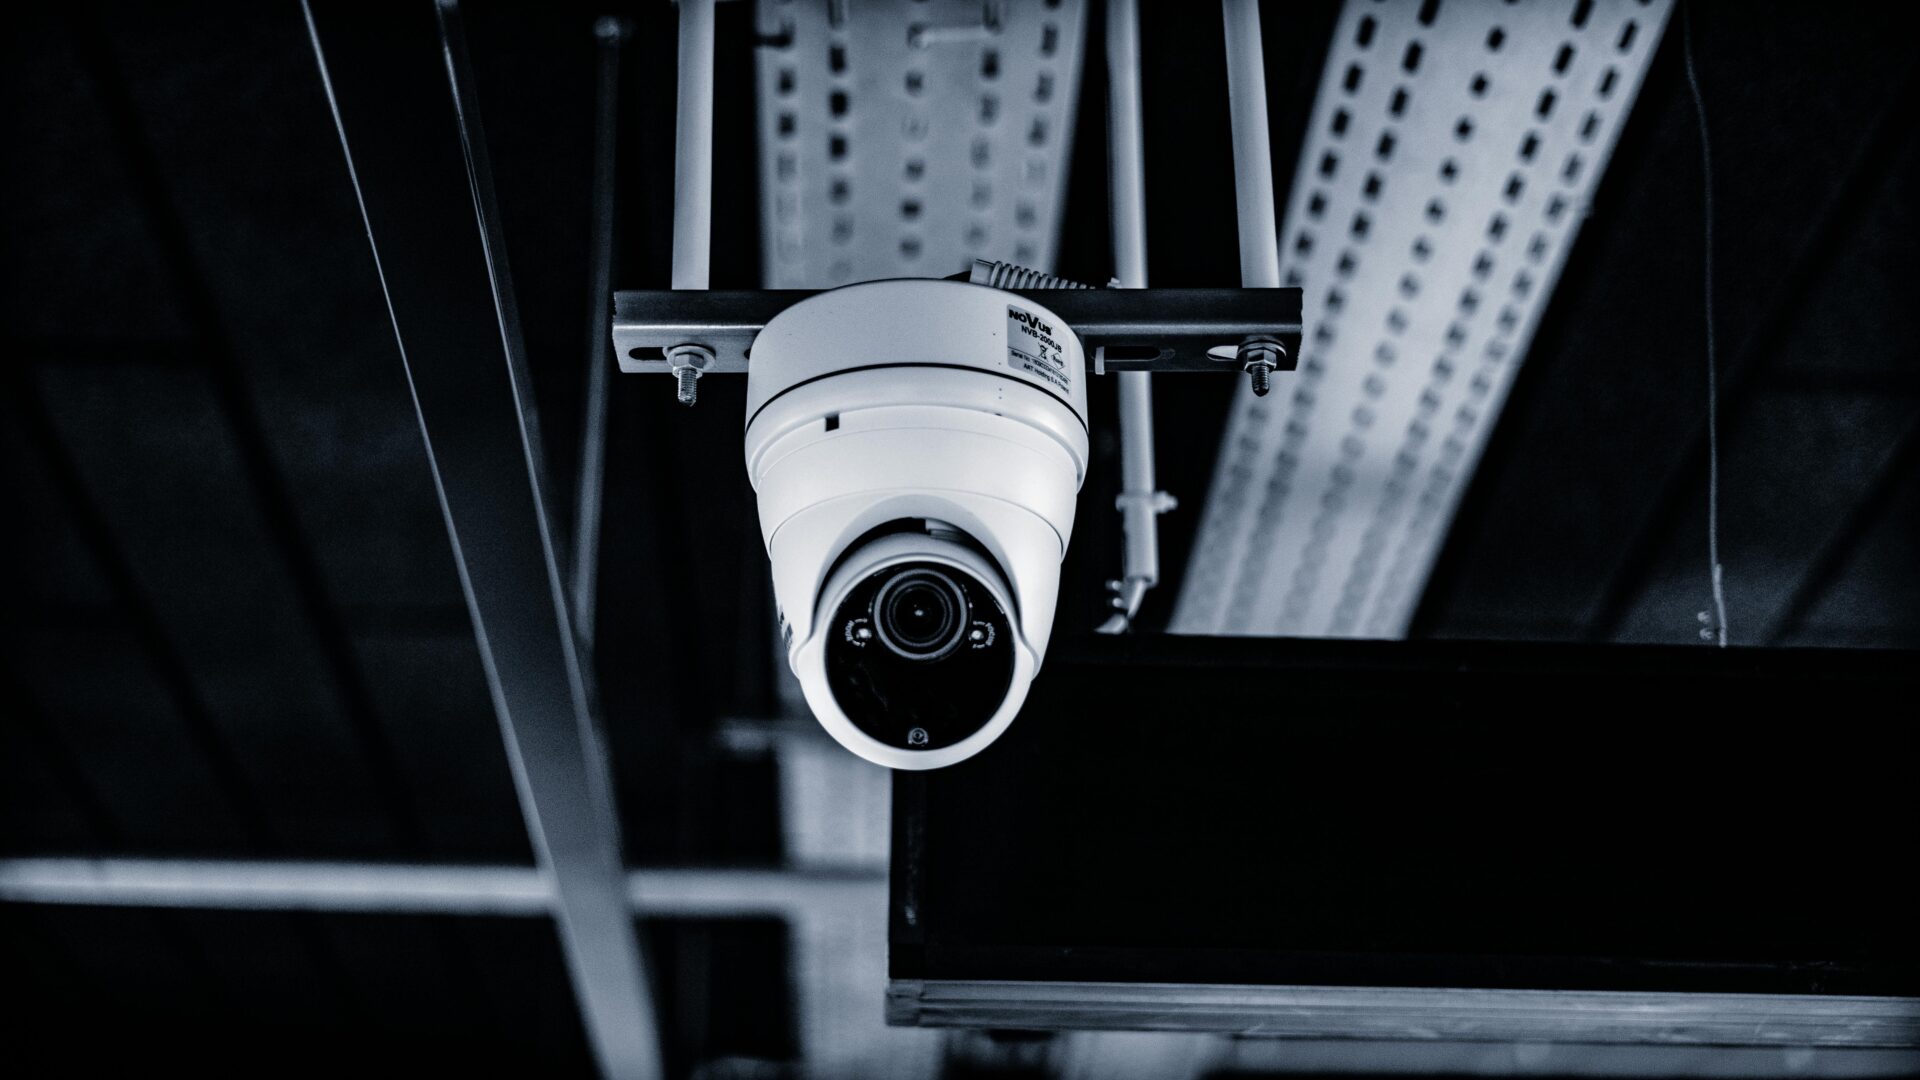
left=968, top=259, right=1097, bottom=291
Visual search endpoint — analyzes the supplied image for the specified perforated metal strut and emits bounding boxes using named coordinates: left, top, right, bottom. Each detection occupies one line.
left=1174, top=0, right=1673, bottom=639
left=754, top=0, right=1090, bottom=288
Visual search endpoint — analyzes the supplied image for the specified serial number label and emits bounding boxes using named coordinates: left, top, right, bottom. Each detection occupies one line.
left=1006, top=305, right=1069, bottom=393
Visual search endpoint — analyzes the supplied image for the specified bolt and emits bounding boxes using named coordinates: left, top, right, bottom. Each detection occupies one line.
left=666, top=343, right=715, bottom=407
left=1236, top=336, right=1286, bottom=398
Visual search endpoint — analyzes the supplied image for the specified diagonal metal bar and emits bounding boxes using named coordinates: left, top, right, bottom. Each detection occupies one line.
left=302, top=3, right=662, bottom=1077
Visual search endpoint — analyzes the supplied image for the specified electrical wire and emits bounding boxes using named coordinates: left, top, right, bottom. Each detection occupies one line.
left=1683, top=3, right=1729, bottom=647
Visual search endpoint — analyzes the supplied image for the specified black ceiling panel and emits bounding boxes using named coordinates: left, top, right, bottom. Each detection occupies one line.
left=31, top=363, right=411, bottom=856
left=1411, top=2, right=1920, bottom=643
left=0, top=13, right=190, bottom=343
left=1, top=906, right=596, bottom=1075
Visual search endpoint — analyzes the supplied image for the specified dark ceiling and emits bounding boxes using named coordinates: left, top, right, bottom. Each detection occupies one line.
left=2, top=0, right=1915, bottom=1075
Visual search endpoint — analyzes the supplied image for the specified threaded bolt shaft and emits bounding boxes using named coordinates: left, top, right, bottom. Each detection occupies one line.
left=969, top=259, right=1098, bottom=291
left=665, top=343, right=715, bottom=407
left=1236, top=337, right=1285, bottom=398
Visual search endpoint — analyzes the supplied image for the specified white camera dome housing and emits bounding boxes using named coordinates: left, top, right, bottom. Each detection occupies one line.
left=743, top=279, right=1089, bottom=769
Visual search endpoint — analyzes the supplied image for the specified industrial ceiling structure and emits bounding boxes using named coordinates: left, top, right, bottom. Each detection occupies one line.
left=3, top=1, right=1916, bottom=1078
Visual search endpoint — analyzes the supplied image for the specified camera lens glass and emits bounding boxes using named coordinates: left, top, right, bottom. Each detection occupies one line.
left=826, top=559, right=1016, bottom=754
left=873, top=569, right=968, bottom=660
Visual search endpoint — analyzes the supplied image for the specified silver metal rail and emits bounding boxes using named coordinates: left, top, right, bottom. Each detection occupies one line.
left=303, top=4, right=662, bottom=1075
left=889, top=979, right=1920, bottom=1049
left=0, top=857, right=883, bottom=919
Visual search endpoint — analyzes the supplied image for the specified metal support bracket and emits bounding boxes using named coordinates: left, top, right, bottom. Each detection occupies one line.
left=611, top=286, right=1303, bottom=377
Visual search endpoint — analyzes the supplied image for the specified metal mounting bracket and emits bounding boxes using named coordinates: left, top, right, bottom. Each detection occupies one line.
left=611, top=286, right=1304, bottom=378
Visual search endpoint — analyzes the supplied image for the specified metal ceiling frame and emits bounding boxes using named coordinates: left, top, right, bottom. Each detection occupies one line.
left=11, top=3, right=1913, bottom=1078
left=888, top=979, right=1920, bottom=1048
left=9, top=3, right=874, bottom=1076
left=0, top=852, right=917, bottom=1076
left=302, top=3, right=663, bottom=1076
left=0, top=857, right=882, bottom=919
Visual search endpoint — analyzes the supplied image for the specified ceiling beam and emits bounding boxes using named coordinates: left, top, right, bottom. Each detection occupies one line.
left=1174, top=0, right=1675, bottom=638
left=0, top=858, right=883, bottom=919
left=891, top=979, right=1920, bottom=1049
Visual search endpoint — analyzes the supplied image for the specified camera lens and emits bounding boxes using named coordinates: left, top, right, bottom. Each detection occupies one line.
left=827, top=557, right=1016, bottom=753
left=872, top=568, right=969, bottom=661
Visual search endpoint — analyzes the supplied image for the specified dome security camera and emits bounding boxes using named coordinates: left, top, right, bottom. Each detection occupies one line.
left=744, top=278, right=1089, bottom=769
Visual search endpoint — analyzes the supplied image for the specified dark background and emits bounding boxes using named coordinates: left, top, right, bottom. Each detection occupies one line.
left=2, top=0, right=1915, bottom=1074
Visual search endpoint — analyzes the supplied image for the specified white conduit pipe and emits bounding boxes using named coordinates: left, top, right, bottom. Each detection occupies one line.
left=672, top=0, right=716, bottom=290
left=1222, top=0, right=1282, bottom=289
left=1098, top=0, right=1176, bottom=634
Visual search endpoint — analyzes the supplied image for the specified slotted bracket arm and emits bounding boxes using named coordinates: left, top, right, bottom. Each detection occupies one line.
left=611, top=287, right=1304, bottom=376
